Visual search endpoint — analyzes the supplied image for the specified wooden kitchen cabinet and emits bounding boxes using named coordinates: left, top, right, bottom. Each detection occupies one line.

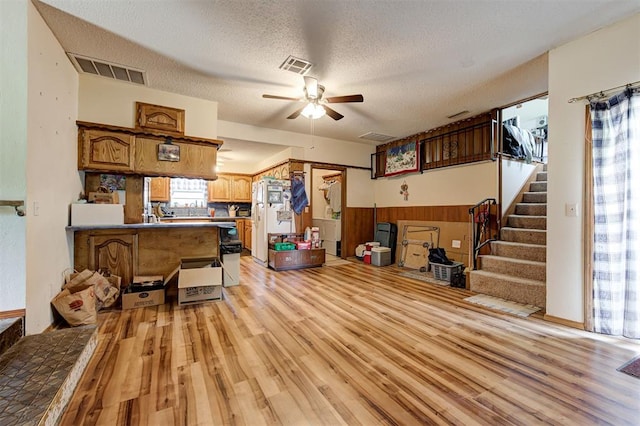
left=235, top=219, right=245, bottom=246
left=149, top=177, right=170, bottom=202
left=244, top=220, right=252, bottom=250
left=136, top=102, right=185, bottom=134
left=208, top=174, right=252, bottom=202
left=78, top=129, right=135, bottom=172
left=74, top=230, right=138, bottom=287
left=77, top=121, right=221, bottom=179
left=135, top=136, right=218, bottom=179
left=231, top=175, right=252, bottom=202
left=208, top=175, right=232, bottom=202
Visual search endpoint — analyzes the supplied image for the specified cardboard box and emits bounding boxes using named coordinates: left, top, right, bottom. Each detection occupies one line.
left=122, top=286, right=165, bottom=310
left=178, top=257, right=222, bottom=305
left=71, top=203, right=124, bottom=226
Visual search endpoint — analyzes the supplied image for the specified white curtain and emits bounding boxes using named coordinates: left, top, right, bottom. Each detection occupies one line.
left=591, top=88, right=640, bottom=338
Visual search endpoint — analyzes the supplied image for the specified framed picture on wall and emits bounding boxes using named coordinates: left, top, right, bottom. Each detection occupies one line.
left=384, top=140, right=419, bottom=176
left=157, top=142, right=180, bottom=162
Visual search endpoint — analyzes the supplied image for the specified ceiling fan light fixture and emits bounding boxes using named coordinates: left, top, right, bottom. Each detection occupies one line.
left=301, top=102, right=326, bottom=119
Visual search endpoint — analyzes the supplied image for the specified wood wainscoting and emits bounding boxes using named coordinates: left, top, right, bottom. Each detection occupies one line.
left=343, top=207, right=375, bottom=258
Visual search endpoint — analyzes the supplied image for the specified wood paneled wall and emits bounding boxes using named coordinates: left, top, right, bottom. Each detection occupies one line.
left=375, top=205, right=472, bottom=224
left=343, top=207, right=375, bottom=258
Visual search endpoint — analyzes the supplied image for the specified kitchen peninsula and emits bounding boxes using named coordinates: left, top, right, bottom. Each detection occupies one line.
left=67, top=222, right=225, bottom=288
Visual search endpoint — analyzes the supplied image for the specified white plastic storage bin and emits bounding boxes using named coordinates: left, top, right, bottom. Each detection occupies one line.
left=371, top=247, right=392, bottom=266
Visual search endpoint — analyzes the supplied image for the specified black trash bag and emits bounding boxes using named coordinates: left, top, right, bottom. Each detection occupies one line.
left=429, top=247, right=453, bottom=265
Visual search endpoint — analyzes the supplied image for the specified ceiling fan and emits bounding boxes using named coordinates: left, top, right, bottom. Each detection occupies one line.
left=263, top=76, right=363, bottom=121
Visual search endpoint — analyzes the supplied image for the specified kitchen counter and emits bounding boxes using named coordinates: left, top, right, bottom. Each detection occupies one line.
left=66, top=221, right=235, bottom=231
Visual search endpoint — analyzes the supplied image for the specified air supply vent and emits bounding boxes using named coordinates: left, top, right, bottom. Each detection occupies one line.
left=67, top=53, right=147, bottom=85
left=279, top=56, right=313, bottom=75
left=359, top=132, right=396, bottom=143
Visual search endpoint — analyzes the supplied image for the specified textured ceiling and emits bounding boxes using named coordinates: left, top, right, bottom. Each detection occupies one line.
left=35, top=0, right=639, bottom=162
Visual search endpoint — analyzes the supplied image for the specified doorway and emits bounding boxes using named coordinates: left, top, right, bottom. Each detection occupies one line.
left=310, top=166, right=345, bottom=259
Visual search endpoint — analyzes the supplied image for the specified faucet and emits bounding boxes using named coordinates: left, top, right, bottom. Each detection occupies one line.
left=188, top=203, right=196, bottom=216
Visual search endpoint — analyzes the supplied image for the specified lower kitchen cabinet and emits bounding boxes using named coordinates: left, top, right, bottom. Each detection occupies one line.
left=244, top=220, right=252, bottom=250
left=74, top=230, right=138, bottom=287
left=268, top=248, right=325, bottom=271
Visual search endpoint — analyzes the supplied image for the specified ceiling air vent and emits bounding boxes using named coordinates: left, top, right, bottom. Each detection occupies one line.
left=279, top=55, right=313, bottom=75
left=67, top=53, right=147, bottom=85
left=359, top=132, right=396, bottom=143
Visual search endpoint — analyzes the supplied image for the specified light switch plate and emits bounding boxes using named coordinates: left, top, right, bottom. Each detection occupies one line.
left=452, top=239, right=461, bottom=249
left=565, top=203, right=578, bottom=217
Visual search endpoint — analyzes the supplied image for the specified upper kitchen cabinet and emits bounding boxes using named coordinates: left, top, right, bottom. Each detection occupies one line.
left=231, top=175, right=252, bottom=202
left=207, top=174, right=252, bottom=202
left=136, top=102, right=185, bottom=135
left=135, top=136, right=218, bottom=179
left=207, top=175, right=231, bottom=202
left=78, top=128, right=135, bottom=172
left=77, top=121, right=222, bottom=180
left=149, top=177, right=170, bottom=202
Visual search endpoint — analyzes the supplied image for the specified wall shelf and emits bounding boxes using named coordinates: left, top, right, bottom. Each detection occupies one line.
left=0, top=200, right=25, bottom=216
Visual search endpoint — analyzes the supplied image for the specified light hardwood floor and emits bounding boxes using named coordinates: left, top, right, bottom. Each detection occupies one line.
left=61, top=257, right=640, bottom=425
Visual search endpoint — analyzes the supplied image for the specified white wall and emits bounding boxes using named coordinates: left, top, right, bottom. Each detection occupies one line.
left=501, top=159, right=537, bottom=215
left=373, top=161, right=497, bottom=207
left=0, top=0, right=28, bottom=315
left=25, top=1, right=80, bottom=334
left=78, top=75, right=218, bottom=138
left=547, top=13, right=640, bottom=323
left=347, top=169, right=375, bottom=208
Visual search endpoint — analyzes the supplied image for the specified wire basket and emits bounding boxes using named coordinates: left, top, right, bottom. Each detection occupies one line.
left=432, top=262, right=464, bottom=282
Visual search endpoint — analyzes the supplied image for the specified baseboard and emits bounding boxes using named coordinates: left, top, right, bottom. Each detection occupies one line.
left=543, top=314, right=584, bottom=330
left=0, top=309, right=26, bottom=320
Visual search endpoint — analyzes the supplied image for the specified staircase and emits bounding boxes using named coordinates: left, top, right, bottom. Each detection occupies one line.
left=470, top=165, right=547, bottom=308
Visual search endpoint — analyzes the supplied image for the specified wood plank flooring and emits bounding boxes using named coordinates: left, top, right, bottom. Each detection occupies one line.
left=61, top=257, right=640, bottom=425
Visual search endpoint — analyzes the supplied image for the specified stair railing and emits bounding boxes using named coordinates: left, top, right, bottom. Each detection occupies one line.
left=469, top=198, right=498, bottom=270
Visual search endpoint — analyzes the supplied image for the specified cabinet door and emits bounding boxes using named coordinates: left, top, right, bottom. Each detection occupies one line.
left=135, top=137, right=218, bottom=179
left=232, top=176, right=252, bottom=202
left=80, top=129, right=135, bottom=172
left=235, top=219, right=245, bottom=246
left=208, top=176, right=231, bottom=202
left=88, top=233, right=138, bottom=287
left=244, top=221, right=252, bottom=250
left=149, top=177, right=170, bottom=202
left=136, top=102, right=185, bottom=134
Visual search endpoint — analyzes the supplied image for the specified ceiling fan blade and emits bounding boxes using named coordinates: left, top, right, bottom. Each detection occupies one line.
left=325, top=94, right=364, bottom=103
left=322, top=105, right=344, bottom=121
left=263, top=94, right=301, bottom=101
left=304, top=76, right=318, bottom=99
left=287, top=107, right=305, bottom=119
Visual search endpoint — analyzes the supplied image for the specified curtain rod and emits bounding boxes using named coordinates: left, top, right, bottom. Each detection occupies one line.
left=568, top=80, right=640, bottom=103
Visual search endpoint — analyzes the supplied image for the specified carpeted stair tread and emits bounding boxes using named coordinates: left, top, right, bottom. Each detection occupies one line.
left=529, top=181, right=547, bottom=192
left=523, top=192, right=547, bottom=203
left=491, top=240, right=546, bottom=262
left=536, top=172, right=547, bottom=181
left=0, top=325, right=98, bottom=426
left=500, top=227, right=547, bottom=245
left=515, top=203, right=547, bottom=216
left=469, top=270, right=546, bottom=308
left=478, top=255, right=546, bottom=281
left=507, top=215, right=547, bottom=229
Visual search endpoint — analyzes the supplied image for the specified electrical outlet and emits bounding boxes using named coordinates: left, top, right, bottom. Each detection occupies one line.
left=452, top=239, right=461, bottom=249
left=33, top=201, right=39, bottom=216
left=565, top=203, right=578, bottom=217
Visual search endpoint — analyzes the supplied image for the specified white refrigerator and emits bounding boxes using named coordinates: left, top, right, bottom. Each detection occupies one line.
left=251, top=179, right=296, bottom=265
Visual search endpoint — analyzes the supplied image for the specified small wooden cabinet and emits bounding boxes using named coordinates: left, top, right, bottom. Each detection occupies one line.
left=136, top=102, right=185, bottom=134
left=79, top=129, right=135, bottom=172
left=135, top=136, right=218, bottom=179
left=208, top=174, right=252, bottom=202
left=268, top=248, right=325, bottom=271
left=149, top=177, right=170, bottom=202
